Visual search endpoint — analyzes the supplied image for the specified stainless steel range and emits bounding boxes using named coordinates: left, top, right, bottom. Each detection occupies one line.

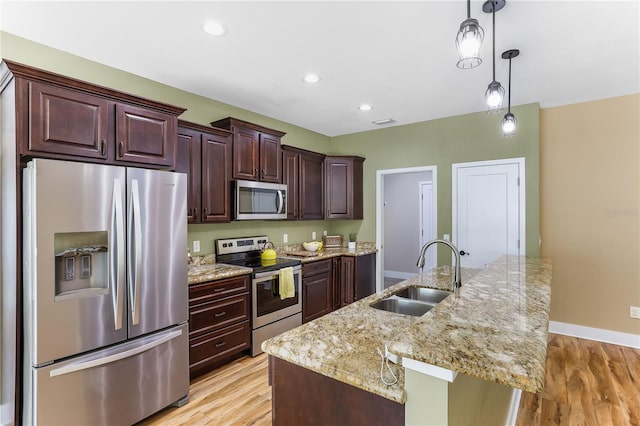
left=216, top=236, right=302, bottom=356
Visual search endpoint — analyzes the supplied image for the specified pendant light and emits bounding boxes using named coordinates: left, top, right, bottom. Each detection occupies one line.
left=483, top=0, right=505, bottom=113
left=501, top=49, right=519, bottom=136
left=455, top=0, right=484, bottom=69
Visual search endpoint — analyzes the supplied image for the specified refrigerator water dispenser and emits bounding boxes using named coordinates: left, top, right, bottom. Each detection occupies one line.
left=54, top=231, right=108, bottom=301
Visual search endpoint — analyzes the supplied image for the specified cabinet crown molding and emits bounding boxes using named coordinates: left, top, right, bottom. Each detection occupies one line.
left=3, top=60, right=186, bottom=115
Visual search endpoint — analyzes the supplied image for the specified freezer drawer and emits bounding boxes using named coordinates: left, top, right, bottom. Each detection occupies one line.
left=24, top=323, right=189, bottom=425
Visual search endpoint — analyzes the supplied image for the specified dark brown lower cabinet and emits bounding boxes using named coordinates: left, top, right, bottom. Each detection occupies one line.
left=302, top=259, right=333, bottom=323
left=188, top=274, right=251, bottom=379
left=269, top=356, right=404, bottom=426
left=341, top=253, right=376, bottom=306
left=303, top=253, right=377, bottom=320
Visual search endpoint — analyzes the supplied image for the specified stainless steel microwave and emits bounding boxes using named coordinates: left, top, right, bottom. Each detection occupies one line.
left=234, top=180, right=287, bottom=220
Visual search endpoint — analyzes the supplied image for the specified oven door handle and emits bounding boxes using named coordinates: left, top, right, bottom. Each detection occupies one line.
left=253, top=265, right=301, bottom=280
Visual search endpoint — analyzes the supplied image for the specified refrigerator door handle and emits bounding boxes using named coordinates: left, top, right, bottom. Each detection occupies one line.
left=110, top=179, right=125, bottom=330
left=128, top=179, right=142, bottom=325
left=49, top=329, right=183, bottom=378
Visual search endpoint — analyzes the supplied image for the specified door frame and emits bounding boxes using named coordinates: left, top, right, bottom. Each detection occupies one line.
left=418, top=181, right=435, bottom=270
left=451, top=157, right=525, bottom=260
left=376, top=165, right=438, bottom=292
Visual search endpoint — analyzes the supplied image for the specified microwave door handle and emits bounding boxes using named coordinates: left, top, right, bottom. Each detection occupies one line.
left=276, top=190, right=284, bottom=214
left=110, top=179, right=125, bottom=330
left=127, top=179, right=142, bottom=325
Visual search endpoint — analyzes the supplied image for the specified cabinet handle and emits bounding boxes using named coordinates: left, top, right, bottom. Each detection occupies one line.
left=100, top=140, right=106, bottom=156
left=214, top=311, right=226, bottom=318
left=118, top=142, right=124, bottom=157
left=213, top=287, right=226, bottom=292
left=215, top=341, right=226, bottom=348
left=203, top=207, right=208, bottom=218
left=261, top=169, right=265, bottom=177
left=254, top=168, right=258, bottom=177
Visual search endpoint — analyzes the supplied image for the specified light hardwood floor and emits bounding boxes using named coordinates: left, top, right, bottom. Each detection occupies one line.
left=139, top=334, right=640, bottom=425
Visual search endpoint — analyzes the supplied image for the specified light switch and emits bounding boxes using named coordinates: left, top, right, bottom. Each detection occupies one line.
left=193, top=240, right=200, bottom=253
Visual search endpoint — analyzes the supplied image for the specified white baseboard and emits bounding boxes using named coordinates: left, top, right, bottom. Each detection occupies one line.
left=549, top=321, right=640, bottom=349
left=384, top=270, right=416, bottom=280
left=505, top=388, right=522, bottom=426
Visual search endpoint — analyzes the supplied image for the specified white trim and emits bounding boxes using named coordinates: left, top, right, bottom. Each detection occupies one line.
left=549, top=321, right=640, bottom=349
left=376, top=166, right=437, bottom=293
left=452, top=157, right=526, bottom=260
left=384, top=270, right=416, bottom=280
left=418, top=181, right=435, bottom=269
left=505, top=389, right=522, bottom=426
left=401, top=357, right=457, bottom=382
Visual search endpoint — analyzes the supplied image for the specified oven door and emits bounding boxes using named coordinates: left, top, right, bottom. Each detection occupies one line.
left=252, top=266, right=302, bottom=328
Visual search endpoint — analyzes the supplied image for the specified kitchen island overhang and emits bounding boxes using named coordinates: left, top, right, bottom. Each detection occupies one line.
left=262, top=255, right=552, bottom=425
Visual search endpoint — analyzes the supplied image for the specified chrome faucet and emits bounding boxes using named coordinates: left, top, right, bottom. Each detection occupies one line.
left=416, top=239, right=462, bottom=291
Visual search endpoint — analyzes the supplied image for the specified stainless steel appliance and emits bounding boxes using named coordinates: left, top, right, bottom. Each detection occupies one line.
left=234, top=179, right=287, bottom=220
left=215, top=236, right=301, bottom=356
left=22, top=158, right=189, bottom=425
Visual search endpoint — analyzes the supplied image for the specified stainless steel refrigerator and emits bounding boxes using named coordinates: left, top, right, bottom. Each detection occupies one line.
left=22, top=158, right=189, bottom=425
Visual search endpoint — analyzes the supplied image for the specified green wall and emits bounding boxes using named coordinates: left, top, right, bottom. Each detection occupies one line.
left=331, top=104, right=541, bottom=260
left=2, top=32, right=539, bottom=258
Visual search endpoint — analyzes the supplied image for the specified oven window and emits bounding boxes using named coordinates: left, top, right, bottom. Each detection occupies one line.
left=255, top=274, right=299, bottom=317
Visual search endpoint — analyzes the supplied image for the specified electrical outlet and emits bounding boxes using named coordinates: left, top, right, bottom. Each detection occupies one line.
left=323, top=230, right=327, bottom=236
left=443, top=234, right=450, bottom=241
left=312, top=231, right=317, bottom=240
left=630, top=306, right=640, bottom=319
left=283, top=234, right=288, bottom=243
left=193, top=240, right=200, bottom=253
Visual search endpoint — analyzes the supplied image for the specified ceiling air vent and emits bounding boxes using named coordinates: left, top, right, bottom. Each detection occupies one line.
left=372, top=118, right=396, bottom=125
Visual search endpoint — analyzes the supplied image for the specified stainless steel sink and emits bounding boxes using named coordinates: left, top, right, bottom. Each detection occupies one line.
left=369, top=286, right=452, bottom=316
left=369, top=297, right=434, bottom=316
left=393, top=286, right=451, bottom=305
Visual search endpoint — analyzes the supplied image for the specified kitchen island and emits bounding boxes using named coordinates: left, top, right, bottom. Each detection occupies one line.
left=262, top=255, right=552, bottom=425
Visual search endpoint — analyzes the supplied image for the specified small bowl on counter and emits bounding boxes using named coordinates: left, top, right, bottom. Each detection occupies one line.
left=302, top=241, right=322, bottom=252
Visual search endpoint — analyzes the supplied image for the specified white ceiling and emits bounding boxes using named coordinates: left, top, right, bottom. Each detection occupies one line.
left=1, top=1, right=639, bottom=137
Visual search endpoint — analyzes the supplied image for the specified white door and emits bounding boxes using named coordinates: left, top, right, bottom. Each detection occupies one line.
left=452, top=158, right=524, bottom=269
left=419, top=182, right=435, bottom=269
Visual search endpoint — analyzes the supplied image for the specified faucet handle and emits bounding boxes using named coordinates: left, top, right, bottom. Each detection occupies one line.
left=460, top=250, right=470, bottom=256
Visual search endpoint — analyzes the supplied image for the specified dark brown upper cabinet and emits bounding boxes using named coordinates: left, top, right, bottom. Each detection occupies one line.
left=210, top=117, right=285, bottom=183
left=11, top=60, right=184, bottom=168
left=282, top=145, right=325, bottom=220
left=177, top=121, right=232, bottom=223
left=324, top=156, right=365, bottom=220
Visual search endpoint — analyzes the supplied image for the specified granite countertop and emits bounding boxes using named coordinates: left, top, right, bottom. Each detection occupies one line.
left=278, top=242, right=378, bottom=263
left=188, top=255, right=252, bottom=285
left=262, top=255, right=552, bottom=403
left=187, top=243, right=377, bottom=284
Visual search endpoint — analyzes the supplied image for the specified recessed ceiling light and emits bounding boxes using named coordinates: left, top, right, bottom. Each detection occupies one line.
left=303, top=73, right=320, bottom=83
left=372, top=118, right=396, bottom=125
left=203, top=21, right=227, bottom=36
left=359, top=104, right=373, bottom=111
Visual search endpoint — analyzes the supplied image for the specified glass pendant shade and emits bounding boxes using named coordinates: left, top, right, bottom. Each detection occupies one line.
left=456, top=18, right=484, bottom=69
left=502, top=112, right=517, bottom=135
left=485, top=80, right=505, bottom=112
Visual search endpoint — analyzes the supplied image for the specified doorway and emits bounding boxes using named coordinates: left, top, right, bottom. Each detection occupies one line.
left=452, top=158, right=525, bottom=269
left=376, top=166, right=437, bottom=291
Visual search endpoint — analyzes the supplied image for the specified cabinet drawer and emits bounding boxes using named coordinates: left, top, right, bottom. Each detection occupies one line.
left=189, top=293, right=249, bottom=336
left=188, top=275, right=250, bottom=305
left=189, top=321, right=250, bottom=369
left=302, top=259, right=332, bottom=277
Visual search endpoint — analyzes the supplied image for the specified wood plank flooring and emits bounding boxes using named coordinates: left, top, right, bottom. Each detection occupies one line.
left=516, top=334, right=640, bottom=426
left=139, top=334, right=640, bottom=425
left=137, top=354, right=271, bottom=426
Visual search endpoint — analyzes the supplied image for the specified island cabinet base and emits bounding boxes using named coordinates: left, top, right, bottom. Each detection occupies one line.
left=269, top=356, right=404, bottom=426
